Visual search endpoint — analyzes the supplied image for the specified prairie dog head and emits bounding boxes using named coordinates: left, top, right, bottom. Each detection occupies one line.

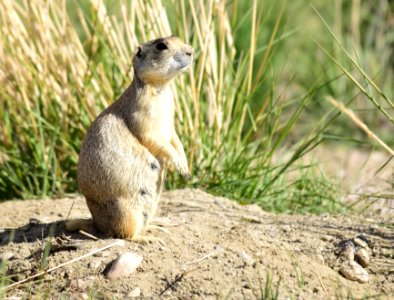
left=133, top=36, right=194, bottom=85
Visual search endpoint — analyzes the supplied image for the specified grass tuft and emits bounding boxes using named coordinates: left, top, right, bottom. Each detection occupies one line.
left=0, top=0, right=392, bottom=213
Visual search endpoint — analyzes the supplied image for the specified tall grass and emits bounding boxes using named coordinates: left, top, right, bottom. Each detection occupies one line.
left=307, top=0, right=393, bottom=144
left=0, top=0, right=392, bottom=213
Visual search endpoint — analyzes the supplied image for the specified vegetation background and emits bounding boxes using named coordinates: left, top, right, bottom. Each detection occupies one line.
left=0, top=0, right=392, bottom=213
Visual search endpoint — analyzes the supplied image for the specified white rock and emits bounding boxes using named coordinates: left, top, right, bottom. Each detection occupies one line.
left=128, top=287, right=141, bottom=298
left=215, top=245, right=224, bottom=253
left=105, top=252, right=143, bottom=280
left=339, top=261, right=368, bottom=283
left=355, top=248, right=370, bottom=267
left=238, top=250, right=255, bottom=266
left=353, top=237, right=368, bottom=249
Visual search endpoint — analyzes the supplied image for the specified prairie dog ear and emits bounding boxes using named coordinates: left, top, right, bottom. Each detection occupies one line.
left=135, top=46, right=142, bottom=58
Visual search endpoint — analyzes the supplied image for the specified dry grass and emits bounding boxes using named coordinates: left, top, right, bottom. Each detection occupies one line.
left=327, top=97, right=394, bottom=156
left=0, top=0, right=392, bottom=214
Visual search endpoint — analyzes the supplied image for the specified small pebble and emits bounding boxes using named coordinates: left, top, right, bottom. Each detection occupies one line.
left=127, top=287, right=141, bottom=298
left=321, top=235, right=334, bottom=242
left=238, top=250, right=255, bottom=266
left=92, top=249, right=109, bottom=257
left=339, top=261, right=368, bottom=283
left=357, top=234, right=370, bottom=244
left=0, top=251, right=14, bottom=261
left=70, top=279, right=88, bottom=290
left=353, top=237, right=368, bottom=249
left=355, top=248, right=370, bottom=267
left=29, top=217, right=49, bottom=225
left=105, top=252, right=143, bottom=280
left=281, top=225, right=291, bottom=233
left=214, top=245, right=224, bottom=253
left=338, top=240, right=355, bottom=261
left=214, top=199, right=228, bottom=209
left=88, top=259, right=102, bottom=269
left=241, top=215, right=262, bottom=224
left=29, top=218, right=41, bottom=226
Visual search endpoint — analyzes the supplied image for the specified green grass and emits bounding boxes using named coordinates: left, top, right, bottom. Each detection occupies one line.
left=0, top=0, right=392, bottom=214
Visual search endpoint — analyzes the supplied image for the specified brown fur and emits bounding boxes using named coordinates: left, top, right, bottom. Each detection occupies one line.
left=66, top=37, right=193, bottom=240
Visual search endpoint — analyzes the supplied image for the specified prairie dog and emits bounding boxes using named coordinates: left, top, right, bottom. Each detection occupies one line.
left=66, top=37, right=193, bottom=240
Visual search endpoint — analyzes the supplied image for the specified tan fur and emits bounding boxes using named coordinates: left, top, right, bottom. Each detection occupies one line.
left=67, top=37, right=193, bottom=240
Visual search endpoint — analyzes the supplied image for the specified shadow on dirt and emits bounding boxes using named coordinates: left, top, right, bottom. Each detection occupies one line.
left=0, top=220, right=105, bottom=246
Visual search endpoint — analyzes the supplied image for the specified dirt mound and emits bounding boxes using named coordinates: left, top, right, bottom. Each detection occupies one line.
left=0, top=189, right=393, bottom=299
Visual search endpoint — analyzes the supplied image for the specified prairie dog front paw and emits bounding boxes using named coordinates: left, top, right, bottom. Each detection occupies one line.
left=173, top=156, right=191, bottom=179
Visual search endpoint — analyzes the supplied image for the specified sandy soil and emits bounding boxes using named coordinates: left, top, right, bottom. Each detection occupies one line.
left=0, top=189, right=393, bottom=299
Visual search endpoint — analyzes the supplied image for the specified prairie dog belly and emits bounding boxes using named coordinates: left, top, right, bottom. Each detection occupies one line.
left=148, top=89, right=175, bottom=142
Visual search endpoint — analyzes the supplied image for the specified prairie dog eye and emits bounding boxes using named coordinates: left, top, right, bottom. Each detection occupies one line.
left=156, top=43, right=168, bottom=51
